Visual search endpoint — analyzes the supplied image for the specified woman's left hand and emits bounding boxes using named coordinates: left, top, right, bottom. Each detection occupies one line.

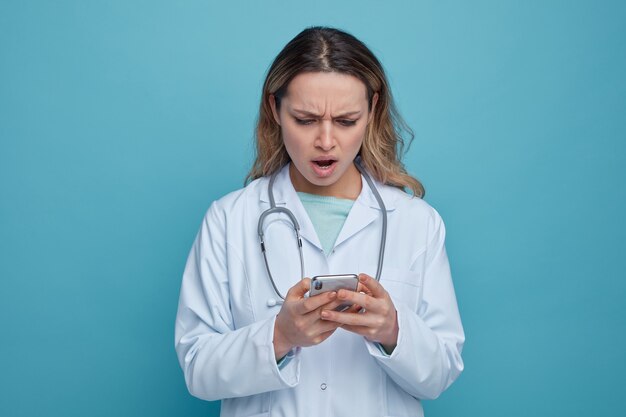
left=320, top=273, right=399, bottom=354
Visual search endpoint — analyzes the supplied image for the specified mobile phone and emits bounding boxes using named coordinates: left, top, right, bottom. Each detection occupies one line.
left=309, top=274, right=358, bottom=312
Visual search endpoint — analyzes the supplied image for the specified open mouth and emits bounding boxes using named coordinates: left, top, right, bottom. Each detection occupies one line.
left=314, top=160, right=335, bottom=168
left=311, top=158, right=337, bottom=177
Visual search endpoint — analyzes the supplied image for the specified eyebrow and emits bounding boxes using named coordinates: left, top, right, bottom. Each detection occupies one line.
left=291, top=109, right=362, bottom=118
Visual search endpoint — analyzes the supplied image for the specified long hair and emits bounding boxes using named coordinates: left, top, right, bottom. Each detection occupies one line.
left=247, top=26, right=424, bottom=197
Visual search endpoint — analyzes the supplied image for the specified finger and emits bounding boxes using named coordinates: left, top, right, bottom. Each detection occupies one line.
left=336, top=288, right=376, bottom=311
left=299, top=315, right=341, bottom=333
left=316, top=298, right=355, bottom=312
left=358, top=273, right=386, bottom=298
left=311, top=319, right=343, bottom=334
left=356, top=282, right=373, bottom=296
left=344, top=303, right=364, bottom=314
left=285, top=278, right=311, bottom=301
left=320, top=309, right=376, bottom=327
left=298, top=291, right=337, bottom=314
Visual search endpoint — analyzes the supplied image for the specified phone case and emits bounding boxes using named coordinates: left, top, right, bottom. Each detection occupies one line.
left=309, top=274, right=358, bottom=311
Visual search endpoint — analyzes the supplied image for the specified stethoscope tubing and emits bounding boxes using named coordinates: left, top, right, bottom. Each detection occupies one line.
left=258, top=158, right=387, bottom=303
left=354, top=159, right=387, bottom=281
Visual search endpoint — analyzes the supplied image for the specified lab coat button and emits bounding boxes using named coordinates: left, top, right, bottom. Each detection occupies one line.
left=320, top=383, right=327, bottom=390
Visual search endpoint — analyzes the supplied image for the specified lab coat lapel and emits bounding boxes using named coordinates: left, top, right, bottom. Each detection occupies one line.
left=334, top=174, right=395, bottom=249
left=334, top=199, right=378, bottom=249
left=260, top=164, right=323, bottom=251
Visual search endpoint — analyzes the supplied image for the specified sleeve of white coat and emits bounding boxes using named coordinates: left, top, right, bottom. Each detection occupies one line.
left=365, top=209, right=465, bottom=400
left=174, top=202, right=300, bottom=401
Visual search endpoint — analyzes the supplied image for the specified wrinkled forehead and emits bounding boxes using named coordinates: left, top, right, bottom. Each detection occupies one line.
left=282, top=72, right=369, bottom=114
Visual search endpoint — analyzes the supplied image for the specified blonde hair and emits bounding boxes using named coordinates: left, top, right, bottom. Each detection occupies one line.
left=247, top=27, right=424, bottom=197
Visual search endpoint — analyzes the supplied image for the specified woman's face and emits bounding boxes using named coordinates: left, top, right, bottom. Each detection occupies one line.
left=270, top=71, right=377, bottom=199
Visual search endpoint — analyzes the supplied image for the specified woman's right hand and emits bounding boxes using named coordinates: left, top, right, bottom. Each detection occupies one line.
left=273, top=278, right=346, bottom=360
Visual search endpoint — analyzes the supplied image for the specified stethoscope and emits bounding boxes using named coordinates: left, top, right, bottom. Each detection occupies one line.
left=258, top=157, right=387, bottom=307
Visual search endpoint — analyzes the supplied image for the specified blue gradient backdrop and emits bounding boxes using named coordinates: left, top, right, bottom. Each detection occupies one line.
left=1, top=1, right=625, bottom=416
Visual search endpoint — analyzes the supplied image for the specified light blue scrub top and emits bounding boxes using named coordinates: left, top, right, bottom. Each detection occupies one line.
left=296, top=192, right=355, bottom=255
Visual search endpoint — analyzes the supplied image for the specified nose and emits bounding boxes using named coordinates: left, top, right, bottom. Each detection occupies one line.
left=316, top=120, right=335, bottom=151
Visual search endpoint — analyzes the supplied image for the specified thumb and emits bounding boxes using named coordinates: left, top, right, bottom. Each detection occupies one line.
left=285, top=278, right=311, bottom=301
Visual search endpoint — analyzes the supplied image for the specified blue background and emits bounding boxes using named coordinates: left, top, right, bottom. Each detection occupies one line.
left=1, top=1, right=625, bottom=416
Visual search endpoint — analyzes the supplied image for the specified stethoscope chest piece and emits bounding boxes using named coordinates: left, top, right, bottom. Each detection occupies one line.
left=266, top=298, right=284, bottom=307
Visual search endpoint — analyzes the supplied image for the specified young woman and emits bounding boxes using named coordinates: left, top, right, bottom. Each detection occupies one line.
left=175, top=27, right=464, bottom=417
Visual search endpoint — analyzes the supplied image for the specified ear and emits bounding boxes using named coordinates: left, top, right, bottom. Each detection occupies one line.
left=269, top=94, right=281, bottom=126
left=368, top=92, right=379, bottom=124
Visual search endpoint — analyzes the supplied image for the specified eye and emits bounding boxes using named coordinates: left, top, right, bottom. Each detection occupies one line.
left=337, top=119, right=357, bottom=127
left=294, top=117, right=315, bottom=125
